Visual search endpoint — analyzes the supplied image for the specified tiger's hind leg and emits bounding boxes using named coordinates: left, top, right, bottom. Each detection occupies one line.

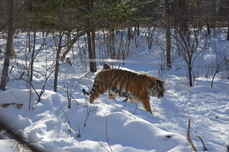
left=109, top=93, right=128, bottom=102
left=108, top=93, right=116, bottom=99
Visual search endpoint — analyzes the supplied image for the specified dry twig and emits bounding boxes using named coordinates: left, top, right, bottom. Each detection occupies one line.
left=186, top=119, right=197, bottom=152
left=196, top=135, right=208, bottom=151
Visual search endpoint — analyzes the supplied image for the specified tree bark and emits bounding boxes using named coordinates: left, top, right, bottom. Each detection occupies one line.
left=87, top=30, right=97, bottom=72
left=227, top=25, right=229, bottom=41
left=109, top=28, right=115, bottom=59
left=91, top=28, right=96, bottom=71
left=30, top=31, right=37, bottom=82
left=0, top=0, right=14, bottom=91
left=206, top=23, right=211, bottom=35
left=54, top=32, right=64, bottom=92
left=188, top=63, right=193, bottom=87
left=165, top=0, right=171, bottom=69
left=86, top=0, right=96, bottom=72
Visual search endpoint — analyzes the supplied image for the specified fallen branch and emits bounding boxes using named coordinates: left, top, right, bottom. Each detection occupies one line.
left=186, top=119, right=197, bottom=152
left=0, top=123, right=42, bottom=152
left=189, top=120, right=208, bottom=151
left=1, top=103, right=23, bottom=109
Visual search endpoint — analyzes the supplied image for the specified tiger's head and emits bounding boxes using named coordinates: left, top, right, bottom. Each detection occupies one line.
left=151, top=80, right=165, bottom=98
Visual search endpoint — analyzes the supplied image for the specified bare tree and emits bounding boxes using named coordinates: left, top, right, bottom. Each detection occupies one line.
left=60, top=31, right=85, bottom=60
left=208, top=51, right=229, bottom=87
left=174, top=29, right=203, bottom=87
left=171, top=0, right=205, bottom=87
left=86, top=0, right=97, bottom=72
left=53, top=0, right=68, bottom=92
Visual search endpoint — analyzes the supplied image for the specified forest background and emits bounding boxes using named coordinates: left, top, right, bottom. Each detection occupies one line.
left=0, top=0, right=229, bottom=91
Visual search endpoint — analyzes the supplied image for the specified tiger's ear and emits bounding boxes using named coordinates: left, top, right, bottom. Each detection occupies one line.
left=103, top=63, right=111, bottom=70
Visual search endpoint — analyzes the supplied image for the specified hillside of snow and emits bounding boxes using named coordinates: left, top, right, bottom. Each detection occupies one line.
left=0, top=29, right=228, bottom=152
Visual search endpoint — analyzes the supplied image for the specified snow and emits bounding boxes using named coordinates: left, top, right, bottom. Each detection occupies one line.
left=0, top=139, right=19, bottom=152
left=0, top=29, right=229, bottom=152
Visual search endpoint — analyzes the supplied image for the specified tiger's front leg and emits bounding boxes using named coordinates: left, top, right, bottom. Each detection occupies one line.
left=121, top=92, right=128, bottom=102
left=108, top=90, right=116, bottom=99
left=141, top=98, right=153, bottom=114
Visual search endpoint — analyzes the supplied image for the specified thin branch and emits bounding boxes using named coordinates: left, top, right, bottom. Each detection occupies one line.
left=104, top=113, right=113, bottom=152
left=84, top=103, right=97, bottom=127
left=95, top=138, right=110, bottom=152
left=52, top=100, right=81, bottom=138
left=196, top=135, right=208, bottom=151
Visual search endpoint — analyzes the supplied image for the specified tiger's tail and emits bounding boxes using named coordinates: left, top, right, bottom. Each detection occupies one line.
left=82, top=89, right=90, bottom=96
left=82, top=87, right=103, bottom=103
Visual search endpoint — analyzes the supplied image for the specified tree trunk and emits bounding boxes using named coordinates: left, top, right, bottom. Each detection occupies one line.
left=0, top=0, right=14, bottom=91
left=211, top=72, right=217, bottom=87
left=166, top=28, right=171, bottom=69
left=188, top=64, right=193, bottom=87
left=30, top=31, right=36, bottom=82
left=206, top=23, right=211, bottom=35
left=227, top=25, right=229, bottom=41
left=109, top=28, right=115, bottom=59
left=127, top=28, right=133, bottom=40
left=10, top=39, right=16, bottom=58
left=87, top=30, right=97, bottom=72
left=86, top=0, right=96, bottom=72
left=87, top=30, right=92, bottom=66
left=136, top=23, right=140, bottom=36
left=165, top=0, right=171, bottom=69
left=54, top=32, right=64, bottom=92
left=91, top=28, right=96, bottom=71
left=54, top=0, right=66, bottom=92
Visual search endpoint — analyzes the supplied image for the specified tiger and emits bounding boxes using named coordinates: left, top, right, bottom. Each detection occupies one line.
left=82, top=64, right=165, bottom=114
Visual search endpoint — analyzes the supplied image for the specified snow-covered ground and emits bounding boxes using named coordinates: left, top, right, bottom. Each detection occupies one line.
left=0, top=29, right=228, bottom=152
left=0, top=128, right=32, bottom=152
